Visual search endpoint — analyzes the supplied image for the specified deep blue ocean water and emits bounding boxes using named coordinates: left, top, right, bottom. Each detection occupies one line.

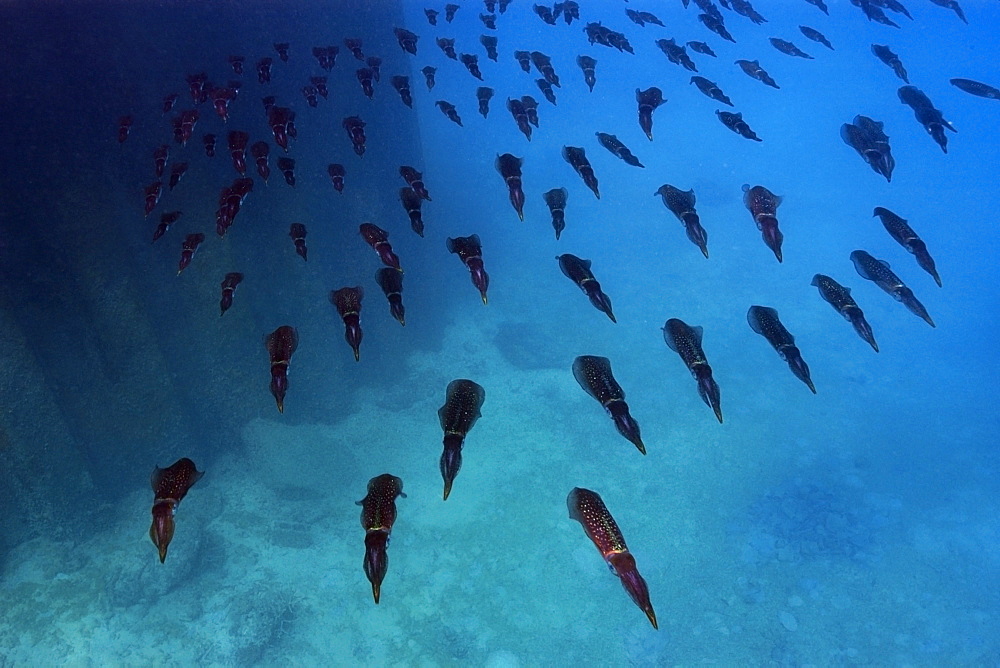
left=0, top=0, right=998, bottom=665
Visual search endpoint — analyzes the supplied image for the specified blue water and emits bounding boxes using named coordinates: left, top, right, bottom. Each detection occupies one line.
left=1, top=0, right=998, bottom=665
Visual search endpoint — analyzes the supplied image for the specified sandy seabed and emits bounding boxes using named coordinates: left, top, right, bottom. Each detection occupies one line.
left=1, top=311, right=997, bottom=666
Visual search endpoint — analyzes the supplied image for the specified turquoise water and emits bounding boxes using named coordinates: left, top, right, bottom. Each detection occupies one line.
left=0, top=0, right=997, bottom=665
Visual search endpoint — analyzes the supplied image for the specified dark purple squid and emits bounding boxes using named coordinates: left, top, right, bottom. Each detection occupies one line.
left=536, top=78, right=557, bottom=105
left=312, top=46, right=337, bottom=71
left=435, top=100, right=463, bottom=126
left=169, top=162, right=188, bottom=190
left=438, top=379, right=486, bottom=500
left=345, top=37, right=364, bottom=60
left=688, top=41, right=716, bottom=57
left=717, top=111, right=762, bottom=142
left=635, top=87, right=665, bottom=140
left=577, top=55, right=597, bottom=92
left=691, top=76, right=732, bottom=106
left=176, top=232, right=204, bottom=275
left=557, top=1, right=580, bottom=23
left=572, top=356, right=644, bottom=454
left=558, top=254, right=616, bottom=323
left=203, top=133, right=216, bottom=157
left=514, top=50, right=531, bottom=72
left=522, top=96, right=540, bottom=128
left=359, top=223, right=401, bottom=272
left=742, top=184, right=784, bottom=262
left=376, top=267, right=406, bottom=326
left=950, top=77, right=1000, bottom=100
left=928, top=0, right=966, bottom=24
left=152, top=211, right=180, bottom=243
left=735, top=0, right=768, bottom=24
left=153, top=144, right=169, bottom=178
left=400, top=165, right=432, bottom=201
left=264, top=325, right=298, bottom=413
left=736, top=59, right=780, bottom=89
left=394, top=27, right=419, bottom=54
left=562, top=146, right=599, bottom=199
left=219, top=272, right=243, bottom=316
left=770, top=37, right=813, bottom=59
left=873, top=207, right=940, bottom=287
left=854, top=115, right=894, bottom=180
left=656, top=38, right=698, bottom=72
left=227, top=130, right=248, bottom=176
left=543, top=187, right=568, bottom=239
left=747, top=306, right=816, bottom=394
left=477, top=86, right=494, bottom=118
left=811, top=274, right=879, bottom=353
left=447, top=234, right=490, bottom=304
left=289, top=223, right=308, bottom=261
left=872, top=45, right=908, bottom=83
left=655, top=185, right=709, bottom=258
left=357, top=474, right=406, bottom=604
left=277, top=157, right=295, bottom=186
left=596, top=132, right=643, bottom=168
left=421, top=66, right=436, bottom=90
left=496, top=153, right=525, bottom=220
left=567, top=487, right=657, bottom=629
left=391, top=75, right=413, bottom=108
left=534, top=3, right=556, bottom=24
left=356, top=67, right=375, bottom=99
left=343, top=116, right=367, bottom=157
left=149, top=457, right=204, bottom=564
left=662, top=318, right=723, bottom=423
left=328, top=163, right=346, bottom=193
left=841, top=116, right=894, bottom=183
left=331, top=286, right=365, bottom=360
left=302, top=85, right=319, bottom=108
left=436, top=37, right=457, bottom=59
left=699, top=12, right=735, bottom=43
left=507, top=98, right=533, bottom=141
left=399, top=187, right=425, bottom=237
left=898, top=85, right=956, bottom=154
left=480, top=35, right=498, bottom=61
left=256, top=58, right=273, bottom=85
left=250, top=142, right=269, bottom=183
left=460, top=53, right=483, bottom=80
left=530, top=51, right=560, bottom=87
left=851, top=250, right=935, bottom=327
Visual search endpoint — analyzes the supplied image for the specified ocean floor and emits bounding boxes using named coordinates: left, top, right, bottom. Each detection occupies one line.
left=1, top=307, right=997, bottom=666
